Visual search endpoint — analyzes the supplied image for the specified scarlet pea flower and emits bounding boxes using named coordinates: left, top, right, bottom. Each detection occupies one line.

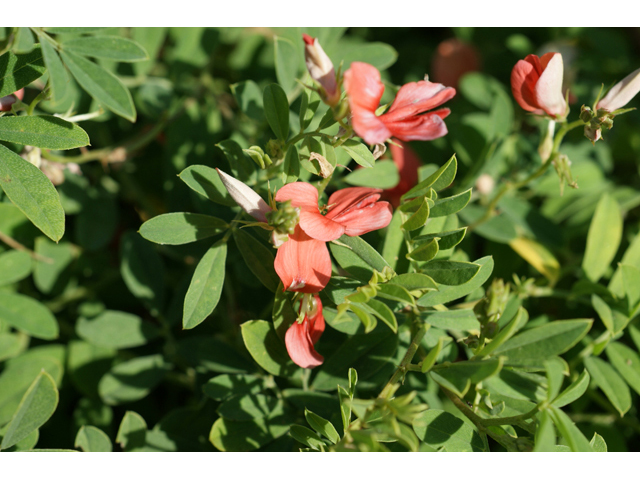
left=596, top=67, right=640, bottom=112
left=511, top=53, right=567, bottom=118
left=285, top=294, right=325, bottom=369
left=0, top=89, right=24, bottom=112
left=344, top=62, right=456, bottom=145
left=303, top=34, right=339, bottom=106
left=382, top=141, right=421, bottom=208
left=275, top=183, right=393, bottom=242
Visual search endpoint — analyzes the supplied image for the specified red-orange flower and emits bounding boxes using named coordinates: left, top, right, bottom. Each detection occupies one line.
left=0, top=89, right=24, bottom=112
left=285, top=295, right=325, bottom=369
left=511, top=53, right=566, bottom=118
left=344, top=62, right=455, bottom=145
left=382, top=141, right=421, bottom=208
left=273, top=183, right=392, bottom=292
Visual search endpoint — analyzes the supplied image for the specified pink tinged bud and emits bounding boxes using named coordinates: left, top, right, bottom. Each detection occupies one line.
left=0, top=89, right=24, bottom=112
left=597, top=67, right=640, bottom=112
left=216, top=168, right=271, bottom=222
left=511, top=53, right=567, bottom=118
left=303, top=34, right=339, bottom=105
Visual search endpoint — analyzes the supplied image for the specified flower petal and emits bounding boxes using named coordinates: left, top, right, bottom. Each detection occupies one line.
left=326, top=187, right=383, bottom=219
left=337, top=200, right=393, bottom=237
left=308, top=296, right=325, bottom=344
left=383, top=80, right=456, bottom=121
left=299, top=210, right=345, bottom=242
left=345, top=62, right=391, bottom=145
left=274, top=225, right=331, bottom=293
left=597, top=67, right=640, bottom=112
left=216, top=168, right=271, bottom=222
left=383, top=141, right=421, bottom=207
left=510, top=55, right=543, bottom=114
left=385, top=112, right=449, bottom=142
left=275, top=182, right=319, bottom=211
left=535, top=52, right=566, bottom=117
left=285, top=317, right=324, bottom=369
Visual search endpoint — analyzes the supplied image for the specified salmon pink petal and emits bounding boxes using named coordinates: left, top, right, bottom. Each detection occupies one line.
left=535, top=53, right=566, bottom=117
left=308, top=296, right=325, bottom=344
left=337, top=201, right=393, bottom=236
left=299, top=210, right=345, bottom=242
left=511, top=57, right=543, bottom=114
left=275, top=182, right=319, bottom=211
left=344, top=62, right=385, bottom=111
left=326, top=187, right=382, bottom=219
left=385, top=113, right=449, bottom=142
left=274, top=226, right=331, bottom=293
left=350, top=105, right=393, bottom=145
left=384, top=142, right=421, bottom=207
left=383, top=80, right=456, bottom=121
left=285, top=318, right=324, bottom=369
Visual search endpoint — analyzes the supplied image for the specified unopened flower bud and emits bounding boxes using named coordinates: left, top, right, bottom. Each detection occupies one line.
left=266, top=199, right=300, bottom=236
left=579, top=105, right=593, bottom=123
left=266, top=139, right=284, bottom=162
left=596, top=67, right=640, bottom=112
left=243, top=146, right=272, bottom=169
left=584, top=124, right=602, bottom=144
left=600, top=116, right=614, bottom=130
left=303, top=34, right=339, bottom=106
left=216, top=168, right=272, bottom=222
left=0, top=89, right=24, bottom=112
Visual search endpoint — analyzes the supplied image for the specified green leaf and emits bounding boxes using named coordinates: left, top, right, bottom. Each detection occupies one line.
left=305, top=409, right=340, bottom=444
left=283, top=144, right=300, bottom=184
left=139, top=212, right=227, bottom=245
left=0, top=115, right=89, bottom=150
left=0, top=371, right=58, bottom=450
left=361, top=298, right=397, bottom=333
left=62, top=36, right=148, bottom=62
left=533, top=410, right=556, bottom=452
left=376, top=283, right=415, bottom=305
left=421, top=338, right=444, bottom=373
left=421, top=260, right=480, bottom=285
left=76, top=310, right=160, bottom=349
left=402, top=198, right=430, bottom=232
left=402, top=154, right=456, bottom=200
left=231, top=81, right=264, bottom=122
left=582, top=194, right=622, bottom=283
left=0, top=250, right=32, bottom=287
left=407, top=238, right=439, bottom=262
left=61, top=50, right=136, bottom=122
left=75, top=425, right=112, bottom=452
left=413, top=409, right=486, bottom=452
left=548, top=406, right=593, bottom=452
left=216, top=139, right=255, bottom=182
left=241, top=320, right=296, bottom=377
left=477, top=307, right=528, bottom=357
left=33, top=238, right=74, bottom=294
left=98, top=354, right=169, bottom=405
left=544, top=357, right=568, bottom=402
left=388, top=273, right=437, bottom=292
left=202, top=374, right=265, bottom=401
left=590, top=433, right=608, bottom=452
left=116, top=411, right=148, bottom=451
left=0, top=47, right=46, bottom=97
left=177, top=337, right=254, bottom=375
left=343, top=160, right=400, bottom=189
left=552, top=370, right=590, bottom=408
left=341, top=139, right=375, bottom=168
left=423, top=309, right=480, bottom=331
left=263, top=83, right=289, bottom=141
left=182, top=241, right=227, bottom=329
left=584, top=356, right=631, bottom=416
left=0, top=291, right=58, bottom=340
left=274, top=36, right=299, bottom=96
left=178, top=165, right=235, bottom=206
left=348, top=303, right=376, bottom=333
left=621, top=264, right=640, bottom=315
left=14, top=28, right=35, bottom=54
left=331, top=234, right=391, bottom=276
left=606, top=342, right=640, bottom=396
left=494, top=319, right=592, bottom=366
left=67, top=340, right=115, bottom=398
left=0, top=144, right=65, bottom=242
left=414, top=228, right=467, bottom=251
left=218, top=393, right=283, bottom=421
left=509, top=237, right=560, bottom=283
left=299, top=89, right=320, bottom=131
left=330, top=42, right=397, bottom=71
left=289, top=424, right=327, bottom=450
left=0, top=333, right=27, bottom=362
left=418, top=256, right=494, bottom=307
left=431, top=358, right=503, bottom=396
left=120, top=231, right=165, bottom=314
left=38, top=38, right=68, bottom=103
left=430, top=189, right=472, bottom=218
left=591, top=294, right=614, bottom=334
left=45, top=27, right=107, bottom=34
left=233, top=229, right=280, bottom=293
left=209, top=412, right=292, bottom=451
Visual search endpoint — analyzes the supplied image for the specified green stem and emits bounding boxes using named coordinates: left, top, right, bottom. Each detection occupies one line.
left=378, top=322, right=428, bottom=400
left=468, top=119, right=584, bottom=232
